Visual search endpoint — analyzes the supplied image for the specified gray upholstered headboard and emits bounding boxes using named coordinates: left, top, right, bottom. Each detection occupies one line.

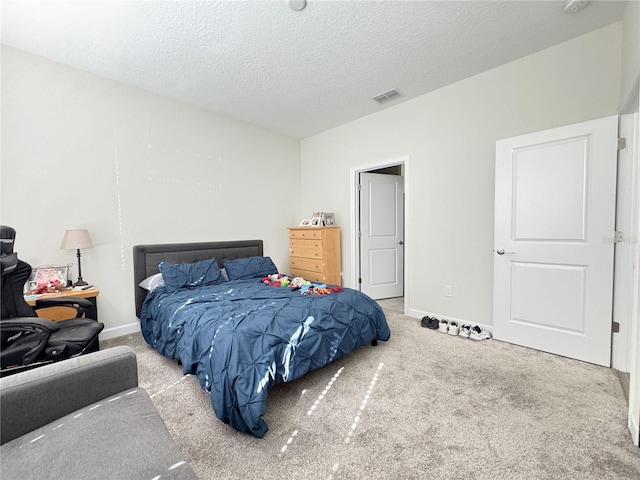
left=133, top=240, right=263, bottom=318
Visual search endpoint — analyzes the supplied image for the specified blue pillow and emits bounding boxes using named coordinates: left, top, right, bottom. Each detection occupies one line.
left=223, top=256, right=278, bottom=280
left=158, top=257, right=225, bottom=293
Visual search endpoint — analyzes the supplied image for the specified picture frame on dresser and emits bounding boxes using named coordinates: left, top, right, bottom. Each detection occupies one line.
left=305, top=211, right=336, bottom=227
left=322, top=212, right=335, bottom=226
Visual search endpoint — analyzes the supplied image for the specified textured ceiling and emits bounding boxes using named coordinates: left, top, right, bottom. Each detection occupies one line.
left=0, top=1, right=627, bottom=139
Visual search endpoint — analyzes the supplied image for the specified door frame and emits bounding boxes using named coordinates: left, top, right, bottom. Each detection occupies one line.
left=620, top=74, right=640, bottom=447
left=350, top=155, right=410, bottom=314
left=614, top=113, right=635, bottom=372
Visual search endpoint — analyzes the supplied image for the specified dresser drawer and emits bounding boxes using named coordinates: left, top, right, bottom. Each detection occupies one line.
left=289, top=239, right=322, bottom=259
left=289, top=228, right=323, bottom=240
left=290, top=256, right=323, bottom=273
left=290, top=268, right=325, bottom=283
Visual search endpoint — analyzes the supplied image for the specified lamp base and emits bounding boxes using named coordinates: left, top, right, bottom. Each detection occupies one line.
left=73, top=279, right=88, bottom=287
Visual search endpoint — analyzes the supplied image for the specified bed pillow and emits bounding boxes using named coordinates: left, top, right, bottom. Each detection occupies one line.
left=159, top=257, right=225, bottom=293
left=223, top=256, right=278, bottom=280
left=138, top=272, right=165, bottom=291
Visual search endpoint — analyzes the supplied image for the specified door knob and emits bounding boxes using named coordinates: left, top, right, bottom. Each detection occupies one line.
left=496, top=249, right=514, bottom=255
left=398, top=241, right=404, bottom=245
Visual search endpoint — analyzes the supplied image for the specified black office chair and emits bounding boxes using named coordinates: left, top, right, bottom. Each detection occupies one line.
left=0, top=226, right=104, bottom=376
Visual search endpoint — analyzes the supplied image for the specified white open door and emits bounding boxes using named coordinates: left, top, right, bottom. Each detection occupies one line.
left=493, top=115, right=618, bottom=367
left=360, top=172, right=404, bottom=299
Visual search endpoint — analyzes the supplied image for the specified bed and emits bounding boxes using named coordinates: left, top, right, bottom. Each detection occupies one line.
left=133, top=240, right=390, bottom=437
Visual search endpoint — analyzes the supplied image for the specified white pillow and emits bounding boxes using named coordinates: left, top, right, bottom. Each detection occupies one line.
left=138, top=272, right=165, bottom=291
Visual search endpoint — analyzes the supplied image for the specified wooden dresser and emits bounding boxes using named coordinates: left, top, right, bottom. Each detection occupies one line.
left=288, top=226, right=341, bottom=285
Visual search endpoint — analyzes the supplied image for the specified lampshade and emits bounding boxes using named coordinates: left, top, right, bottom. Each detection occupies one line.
left=60, top=229, right=94, bottom=250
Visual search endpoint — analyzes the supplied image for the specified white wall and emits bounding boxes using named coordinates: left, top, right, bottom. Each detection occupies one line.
left=0, top=46, right=301, bottom=337
left=0, top=22, right=628, bottom=338
left=621, top=0, right=640, bottom=107
left=300, top=23, right=621, bottom=327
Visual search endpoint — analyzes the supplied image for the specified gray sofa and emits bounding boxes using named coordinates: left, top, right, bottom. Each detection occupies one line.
left=0, top=345, right=197, bottom=480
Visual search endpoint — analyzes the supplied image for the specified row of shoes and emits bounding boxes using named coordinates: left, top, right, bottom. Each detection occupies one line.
left=421, top=316, right=491, bottom=341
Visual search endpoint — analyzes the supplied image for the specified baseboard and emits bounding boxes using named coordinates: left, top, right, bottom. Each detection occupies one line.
left=614, top=369, right=631, bottom=404
left=407, top=308, right=493, bottom=335
left=100, top=321, right=141, bottom=341
left=631, top=413, right=640, bottom=447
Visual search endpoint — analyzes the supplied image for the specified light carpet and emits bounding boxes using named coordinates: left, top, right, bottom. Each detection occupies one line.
left=103, top=301, right=640, bottom=479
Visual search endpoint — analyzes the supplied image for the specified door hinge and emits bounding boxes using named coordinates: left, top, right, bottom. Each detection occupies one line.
left=358, top=230, right=361, bottom=238
left=612, top=321, right=620, bottom=333
left=614, top=231, right=624, bottom=243
left=618, top=138, right=626, bottom=150
left=358, top=277, right=362, bottom=284
left=358, top=182, right=361, bottom=191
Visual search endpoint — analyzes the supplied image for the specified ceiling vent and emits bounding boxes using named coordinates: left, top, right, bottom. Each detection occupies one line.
left=372, top=89, right=403, bottom=105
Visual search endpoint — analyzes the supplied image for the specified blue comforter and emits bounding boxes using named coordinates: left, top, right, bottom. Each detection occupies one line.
left=140, top=279, right=390, bottom=437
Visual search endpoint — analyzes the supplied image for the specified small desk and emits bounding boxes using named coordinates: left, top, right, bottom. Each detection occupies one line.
left=25, top=287, right=100, bottom=322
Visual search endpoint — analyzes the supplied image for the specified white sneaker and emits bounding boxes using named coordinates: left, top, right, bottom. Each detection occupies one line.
left=469, top=325, right=491, bottom=341
left=448, top=321, right=459, bottom=336
left=459, top=324, right=471, bottom=338
left=438, top=318, right=449, bottom=333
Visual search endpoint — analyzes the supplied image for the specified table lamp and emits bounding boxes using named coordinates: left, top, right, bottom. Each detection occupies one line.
left=60, top=229, right=94, bottom=286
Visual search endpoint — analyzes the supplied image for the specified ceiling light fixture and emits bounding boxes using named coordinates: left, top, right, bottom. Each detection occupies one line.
left=288, top=0, right=307, bottom=12
left=562, top=0, right=589, bottom=14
